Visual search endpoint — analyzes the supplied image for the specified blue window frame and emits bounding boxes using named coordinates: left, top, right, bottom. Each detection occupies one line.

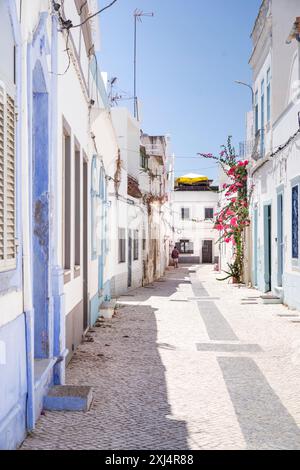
left=266, top=68, right=271, bottom=123
left=254, top=91, right=259, bottom=134
left=292, top=185, right=299, bottom=259
left=260, top=80, right=265, bottom=156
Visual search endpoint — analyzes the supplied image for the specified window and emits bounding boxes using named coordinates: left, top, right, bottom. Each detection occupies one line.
left=181, top=207, right=190, bottom=220
left=205, top=208, right=214, bottom=219
left=254, top=91, right=259, bottom=134
left=292, top=185, right=299, bottom=259
left=63, top=121, right=71, bottom=272
left=0, top=82, right=16, bottom=271
left=133, top=229, right=139, bottom=260
left=266, top=68, right=271, bottom=123
left=74, top=144, right=81, bottom=272
left=140, top=146, right=148, bottom=170
left=118, top=228, right=126, bottom=263
left=177, top=239, right=194, bottom=254
left=260, top=79, right=265, bottom=155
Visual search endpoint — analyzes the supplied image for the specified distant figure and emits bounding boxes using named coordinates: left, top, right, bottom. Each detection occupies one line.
left=171, top=246, right=179, bottom=268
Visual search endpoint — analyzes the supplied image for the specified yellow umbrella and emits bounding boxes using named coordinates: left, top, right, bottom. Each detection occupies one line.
left=175, top=173, right=208, bottom=185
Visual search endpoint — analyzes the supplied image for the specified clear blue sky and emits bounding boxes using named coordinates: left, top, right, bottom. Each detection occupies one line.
left=98, top=0, right=262, bottom=182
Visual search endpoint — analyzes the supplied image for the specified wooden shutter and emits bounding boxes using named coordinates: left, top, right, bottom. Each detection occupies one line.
left=0, top=81, right=16, bottom=271
left=6, top=93, right=15, bottom=259
left=0, top=84, right=4, bottom=261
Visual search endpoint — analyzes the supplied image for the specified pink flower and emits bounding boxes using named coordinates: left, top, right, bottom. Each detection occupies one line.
left=222, top=183, right=228, bottom=189
left=230, top=217, right=238, bottom=227
left=224, top=237, right=231, bottom=243
left=226, top=209, right=235, bottom=216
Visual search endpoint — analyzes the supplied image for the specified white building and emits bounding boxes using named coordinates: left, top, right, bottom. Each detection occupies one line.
left=171, top=175, right=219, bottom=264
left=108, top=109, right=172, bottom=295
left=249, top=0, right=300, bottom=309
left=0, top=0, right=119, bottom=448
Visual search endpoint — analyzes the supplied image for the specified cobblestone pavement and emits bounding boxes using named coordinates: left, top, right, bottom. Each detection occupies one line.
left=22, top=265, right=300, bottom=450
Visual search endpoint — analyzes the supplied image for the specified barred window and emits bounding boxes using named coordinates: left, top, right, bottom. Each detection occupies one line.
left=0, top=82, right=16, bottom=271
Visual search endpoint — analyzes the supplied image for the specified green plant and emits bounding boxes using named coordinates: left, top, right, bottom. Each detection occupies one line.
left=198, top=136, right=252, bottom=283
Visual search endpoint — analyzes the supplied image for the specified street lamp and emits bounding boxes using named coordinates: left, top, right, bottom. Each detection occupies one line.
left=234, top=80, right=254, bottom=106
left=133, top=9, right=154, bottom=120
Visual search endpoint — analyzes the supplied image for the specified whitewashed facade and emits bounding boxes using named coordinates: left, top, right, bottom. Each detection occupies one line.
left=249, top=0, right=300, bottom=309
left=171, top=180, right=219, bottom=264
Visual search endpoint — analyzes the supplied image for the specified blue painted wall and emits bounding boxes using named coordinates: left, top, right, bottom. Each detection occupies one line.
left=32, top=74, right=50, bottom=359
left=0, top=315, right=27, bottom=450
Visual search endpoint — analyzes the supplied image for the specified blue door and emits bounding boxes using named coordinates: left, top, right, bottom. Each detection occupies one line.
left=277, top=194, right=284, bottom=287
left=264, top=204, right=272, bottom=292
left=253, top=208, right=258, bottom=286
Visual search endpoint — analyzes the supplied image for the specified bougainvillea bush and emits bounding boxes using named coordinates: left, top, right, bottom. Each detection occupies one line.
left=198, top=137, right=251, bottom=283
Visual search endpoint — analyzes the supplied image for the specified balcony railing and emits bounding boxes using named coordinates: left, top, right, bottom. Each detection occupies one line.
left=239, top=129, right=265, bottom=161
left=252, top=129, right=265, bottom=161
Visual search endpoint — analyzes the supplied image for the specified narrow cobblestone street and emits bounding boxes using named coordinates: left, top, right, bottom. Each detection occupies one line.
left=22, top=265, right=300, bottom=450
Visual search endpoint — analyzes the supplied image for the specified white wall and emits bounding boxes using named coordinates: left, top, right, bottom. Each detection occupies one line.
left=172, top=190, right=218, bottom=263
left=249, top=0, right=300, bottom=309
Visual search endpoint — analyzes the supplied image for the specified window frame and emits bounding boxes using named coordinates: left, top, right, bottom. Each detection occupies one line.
left=291, top=180, right=300, bottom=267
left=118, top=227, right=126, bottom=263
left=140, top=146, right=149, bottom=171
left=74, top=138, right=81, bottom=277
left=177, top=239, right=194, bottom=254
left=254, top=90, right=259, bottom=134
left=266, top=68, right=271, bottom=124
left=260, top=79, right=265, bottom=156
left=204, top=207, right=214, bottom=220
left=181, top=207, right=190, bottom=220
left=62, top=117, right=72, bottom=281
left=133, top=229, right=139, bottom=260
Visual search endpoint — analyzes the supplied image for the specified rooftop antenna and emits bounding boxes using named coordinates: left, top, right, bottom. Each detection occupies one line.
left=133, top=9, right=154, bottom=120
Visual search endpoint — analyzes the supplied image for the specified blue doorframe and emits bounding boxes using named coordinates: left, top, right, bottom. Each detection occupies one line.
left=90, top=156, right=110, bottom=325
left=277, top=191, right=284, bottom=287
left=32, top=65, right=51, bottom=358
left=263, top=204, right=272, bottom=292
left=253, top=207, right=258, bottom=286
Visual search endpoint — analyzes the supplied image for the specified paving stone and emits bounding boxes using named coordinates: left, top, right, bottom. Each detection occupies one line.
left=21, top=266, right=300, bottom=450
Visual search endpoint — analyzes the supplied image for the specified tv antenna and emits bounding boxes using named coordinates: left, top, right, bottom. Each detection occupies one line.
left=133, top=9, right=154, bottom=120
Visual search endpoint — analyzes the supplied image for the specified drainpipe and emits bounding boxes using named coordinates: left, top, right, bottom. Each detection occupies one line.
left=51, top=12, right=67, bottom=384
left=22, top=33, right=35, bottom=430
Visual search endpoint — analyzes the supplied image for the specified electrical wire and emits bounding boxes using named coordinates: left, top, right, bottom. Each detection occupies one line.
left=69, top=0, right=118, bottom=29
left=270, top=128, right=300, bottom=158
left=53, top=28, right=71, bottom=76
